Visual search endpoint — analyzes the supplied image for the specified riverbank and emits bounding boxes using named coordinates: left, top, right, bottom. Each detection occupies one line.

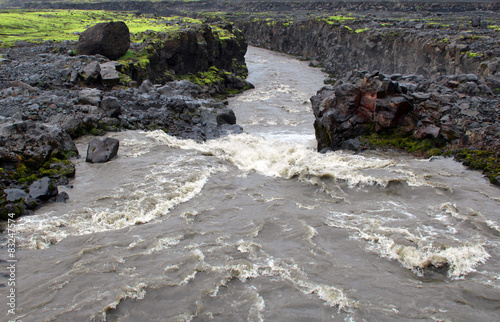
left=0, top=10, right=252, bottom=219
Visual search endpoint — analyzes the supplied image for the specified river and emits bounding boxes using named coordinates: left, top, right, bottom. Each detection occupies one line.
left=2, top=47, right=500, bottom=321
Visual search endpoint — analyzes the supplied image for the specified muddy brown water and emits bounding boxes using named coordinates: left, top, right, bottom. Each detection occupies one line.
left=1, top=47, right=499, bottom=321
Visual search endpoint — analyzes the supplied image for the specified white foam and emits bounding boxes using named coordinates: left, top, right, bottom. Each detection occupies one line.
left=15, top=150, right=224, bottom=249
left=147, top=131, right=405, bottom=189
left=326, top=205, right=492, bottom=279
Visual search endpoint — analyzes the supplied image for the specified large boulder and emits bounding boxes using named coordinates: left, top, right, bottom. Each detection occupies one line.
left=86, top=137, right=119, bottom=163
left=77, top=21, right=130, bottom=60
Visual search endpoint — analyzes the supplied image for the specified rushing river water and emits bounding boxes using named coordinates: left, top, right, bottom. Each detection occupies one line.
left=2, top=47, right=500, bottom=321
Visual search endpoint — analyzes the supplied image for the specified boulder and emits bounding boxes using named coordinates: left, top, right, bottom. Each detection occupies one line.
left=100, top=61, right=121, bottom=86
left=29, top=177, right=57, bottom=200
left=101, top=97, right=122, bottom=118
left=78, top=88, right=102, bottom=106
left=216, top=109, right=237, bottom=125
left=86, top=137, right=120, bottom=163
left=4, top=189, right=29, bottom=202
left=77, top=21, right=130, bottom=60
left=139, top=79, right=155, bottom=94
left=82, top=61, right=101, bottom=83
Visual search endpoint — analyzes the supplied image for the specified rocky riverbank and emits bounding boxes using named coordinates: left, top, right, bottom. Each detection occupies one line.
left=311, top=71, right=499, bottom=184
left=0, top=17, right=252, bottom=219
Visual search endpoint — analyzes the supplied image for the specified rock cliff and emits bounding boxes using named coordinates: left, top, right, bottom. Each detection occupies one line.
left=236, top=18, right=500, bottom=79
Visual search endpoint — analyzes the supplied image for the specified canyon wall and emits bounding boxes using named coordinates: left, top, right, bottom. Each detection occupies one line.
left=236, top=19, right=499, bottom=79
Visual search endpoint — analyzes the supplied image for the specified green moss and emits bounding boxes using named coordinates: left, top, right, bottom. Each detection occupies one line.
left=454, top=149, right=500, bottom=184
left=343, top=26, right=353, bottom=32
left=322, top=15, right=355, bottom=25
left=465, top=51, right=483, bottom=58
left=355, top=27, right=369, bottom=33
left=362, top=128, right=443, bottom=155
left=4, top=149, right=77, bottom=186
left=182, top=66, right=224, bottom=87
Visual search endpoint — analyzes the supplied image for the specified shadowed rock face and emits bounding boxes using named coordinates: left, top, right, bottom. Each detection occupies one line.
left=77, top=21, right=130, bottom=60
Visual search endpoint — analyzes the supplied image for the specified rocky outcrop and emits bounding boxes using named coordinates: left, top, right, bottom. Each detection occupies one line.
left=77, top=21, right=130, bottom=60
left=86, top=137, right=119, bottom=163
left=125, top=23, right=250, bottom=89
left=311, top=71, right=500, bottom=183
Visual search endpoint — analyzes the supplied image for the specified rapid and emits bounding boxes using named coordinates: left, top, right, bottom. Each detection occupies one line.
left=2, top=47, right=500, bottom=321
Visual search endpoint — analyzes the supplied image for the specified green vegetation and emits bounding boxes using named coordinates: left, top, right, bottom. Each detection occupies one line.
left=454, top=149, right=500, bottom=184
left=182, top=66, right=224, bottom=87
left=465, top=51, right=483, bottom=58
left=343, top=26, right=353, bottom=32
left=361, top=129, right=500, bottom=185
left=118, top=49, right=149, bottom=69
left=322, top=15, right=355, bottom=25
left=1, top=150, right=77, bottom=191
left=0, top=10, right=207, bottom=47
left=362, top=128, right=443, bottom=156
left=355, top=28, right=369, bottom=34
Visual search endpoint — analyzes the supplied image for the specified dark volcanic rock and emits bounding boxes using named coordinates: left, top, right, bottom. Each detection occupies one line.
left=4, top=188, right=29, bottom=202
left=0, top=117, right=78, bottom=162
left=77, top=21, right=130, bottom=60
left=29, top=177, right=57, bottom=200
left=216, top=109, right=237, bottom=126
left=101, top=96, right=122, bottom=118
left=86, top=137, right=120, bottom=163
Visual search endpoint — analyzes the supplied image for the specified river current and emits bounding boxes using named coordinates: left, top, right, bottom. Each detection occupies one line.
left=2, top=47, right=500, bottom=321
